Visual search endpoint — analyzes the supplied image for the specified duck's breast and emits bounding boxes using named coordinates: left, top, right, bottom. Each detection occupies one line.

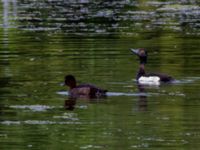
left=138, top=76, right=160, bottom=85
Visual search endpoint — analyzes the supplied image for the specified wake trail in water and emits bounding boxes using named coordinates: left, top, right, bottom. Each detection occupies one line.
left=171, top=77, right=200, bottom=85
left=57, top=91, right=150, bottom=96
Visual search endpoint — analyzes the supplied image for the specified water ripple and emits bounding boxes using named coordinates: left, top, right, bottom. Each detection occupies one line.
left=3, top=0, right=199, bottom=35
left=0, top=120, right=81, bottom=125
left=10, top=105, right=55, bottom=112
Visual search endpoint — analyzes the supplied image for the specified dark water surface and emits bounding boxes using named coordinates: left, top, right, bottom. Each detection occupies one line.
left=0, top=0, right=200, bottom=149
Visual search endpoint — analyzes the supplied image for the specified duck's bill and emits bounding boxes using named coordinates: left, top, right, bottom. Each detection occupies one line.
left=130, top=49, right=139, bottom=55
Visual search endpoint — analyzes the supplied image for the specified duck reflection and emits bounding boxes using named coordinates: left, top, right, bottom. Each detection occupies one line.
left=64, top=98, right=76, bottom=111
left=64, top=94, right=107, bottom=111
left=136, top=83, right=161, bottom=111
left=137, top=84, right=148, bottom=111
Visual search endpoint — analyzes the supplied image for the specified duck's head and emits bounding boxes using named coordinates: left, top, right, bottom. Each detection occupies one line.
left=131, top=48, right=148, bottom=64
left=65, top=75, right=76, bottom=89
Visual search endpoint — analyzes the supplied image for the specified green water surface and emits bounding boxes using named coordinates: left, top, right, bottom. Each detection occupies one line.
left=0, top=0, right=200, bottom=149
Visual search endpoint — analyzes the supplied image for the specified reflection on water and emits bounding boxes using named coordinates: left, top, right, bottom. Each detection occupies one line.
left=137, top=84, right=148, bottom=111
left=1, top=0, right=200, bottom=35
left=0, top=0, right=200, bottom=150
left=10, top=104, right=54, bottom=112
left=57, top=91, right=149, bottom=97
left=65, top=98, right=76, bottom=110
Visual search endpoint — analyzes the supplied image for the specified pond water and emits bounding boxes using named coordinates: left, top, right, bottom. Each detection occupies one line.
left=0, top=0, right=200, bottom=149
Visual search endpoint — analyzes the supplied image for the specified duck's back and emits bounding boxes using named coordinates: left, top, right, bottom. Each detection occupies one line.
left=70, top=84, right=107, bottom=98
left=147, top=73, right=173, bottom=82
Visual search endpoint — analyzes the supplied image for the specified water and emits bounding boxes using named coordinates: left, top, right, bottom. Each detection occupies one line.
left=0, top=0, right=200, bottom=149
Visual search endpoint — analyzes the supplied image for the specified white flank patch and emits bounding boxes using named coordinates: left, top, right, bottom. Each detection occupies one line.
left=138, top=76, right=160, bottom=85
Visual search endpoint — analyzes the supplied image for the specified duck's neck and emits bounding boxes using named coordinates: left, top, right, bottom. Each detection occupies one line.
left=69, top=82, right=77, bottom=89
left=137, top=64, right=146, bottom=80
